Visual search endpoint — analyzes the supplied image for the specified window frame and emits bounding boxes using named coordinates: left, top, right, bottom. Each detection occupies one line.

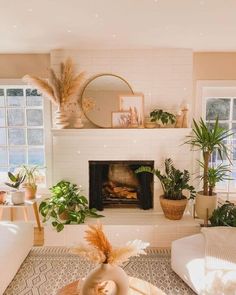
left=0, top=79, right=52, bottom=193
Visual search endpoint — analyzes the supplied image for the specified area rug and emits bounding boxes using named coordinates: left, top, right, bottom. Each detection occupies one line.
left=4, top=247, right=195, bottom=295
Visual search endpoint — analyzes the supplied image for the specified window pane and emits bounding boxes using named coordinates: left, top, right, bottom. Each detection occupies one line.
left=206, top=98, right=230, bottom=120
left=0, top=109, right=5, bottom=126
left=7, top=89, right=24, bottom=107
left=27, top=129, right=44, bottom=145
left=9, top=148, right=26, bottom=165
left=0, top=89, right=4, bottom=107
left=8, top=128, right=25, bottom=145
left=26, top=109, right=43, bottom=126
left=28, top=148, right=44, bottom=165
left=26, top=89, right=43, bottom=106
left=0, top=167, right=7, bottom=182
left=0, top=128, right=6, bottom=145
left=7, top=109, right=25, bottom=126
left=0, top=147, right=7, bottom=165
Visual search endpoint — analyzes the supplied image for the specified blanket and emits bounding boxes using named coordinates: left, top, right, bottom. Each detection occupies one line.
left=201, top=227, right=236, bottom=295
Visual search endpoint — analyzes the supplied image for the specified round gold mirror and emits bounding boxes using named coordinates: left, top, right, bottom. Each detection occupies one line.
left=81, top=74, right=133, bottom=128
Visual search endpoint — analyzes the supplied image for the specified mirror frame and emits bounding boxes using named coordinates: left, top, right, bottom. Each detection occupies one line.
left=80, top=73, right=134, bottom=128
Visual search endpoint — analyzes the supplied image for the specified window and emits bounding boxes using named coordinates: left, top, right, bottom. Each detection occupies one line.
left=200, top=81, right=236, bottom=201
left=0, top=85, right=46, bottom=185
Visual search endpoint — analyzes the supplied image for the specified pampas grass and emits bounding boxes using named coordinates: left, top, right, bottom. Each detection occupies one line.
left=71, top=223, right=149, bottom=265
left=23, top=58, right=85, bottom=106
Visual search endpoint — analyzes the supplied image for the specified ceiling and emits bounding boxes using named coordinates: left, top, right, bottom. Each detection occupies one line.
left=1, top=0, right=236, bottom=53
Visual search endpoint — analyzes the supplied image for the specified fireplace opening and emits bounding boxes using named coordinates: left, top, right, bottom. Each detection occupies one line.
left=89, top=160, right=154, bottom=210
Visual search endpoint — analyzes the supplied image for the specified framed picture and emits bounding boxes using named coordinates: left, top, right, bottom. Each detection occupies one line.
left=112, top=111, right=131, bottom=128
left=119, top=94, right=144, bottom=128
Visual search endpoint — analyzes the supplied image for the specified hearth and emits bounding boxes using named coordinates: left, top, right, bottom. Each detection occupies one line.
left=89, top=160, right=154, bottom=210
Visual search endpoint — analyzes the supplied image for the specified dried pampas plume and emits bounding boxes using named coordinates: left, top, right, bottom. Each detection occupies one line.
left=71, top=223, right=149, bottom=265
left=23, top=58, right=86, bottom=106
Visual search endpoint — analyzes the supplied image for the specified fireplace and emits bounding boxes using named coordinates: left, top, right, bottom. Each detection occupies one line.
left=89, top=160, right=154, bottom=210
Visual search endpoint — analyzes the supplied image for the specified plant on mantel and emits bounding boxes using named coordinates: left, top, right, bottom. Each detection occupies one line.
left=39, top=180, right=103, bottom=232
left=149, top=109, right=176, bottom=127
left=185, top=117, right=233, bottom=221
left=136, top=158, right=195, bottom=220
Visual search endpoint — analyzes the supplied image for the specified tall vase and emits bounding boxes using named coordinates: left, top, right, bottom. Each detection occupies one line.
left=80, top=263, right=129, bottom=295
left=55, top=106, right=70, bottom=129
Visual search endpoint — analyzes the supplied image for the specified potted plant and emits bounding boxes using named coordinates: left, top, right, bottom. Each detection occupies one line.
left=136, top=158, right=195, bottom=220
left=39, top=180, right=103, bottom=232
left=149, top=109, right=176, bottom=127
left=5, top=172, right=25, bottom=204
left=185, top=117, right=233, bottom=220
left=210, top=201, right=236, bottom=227
left=20, top=165, right=40, bottom=200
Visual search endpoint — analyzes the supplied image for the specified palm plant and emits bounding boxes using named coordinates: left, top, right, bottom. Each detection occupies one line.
left=185, top=117, right=233, bottom=196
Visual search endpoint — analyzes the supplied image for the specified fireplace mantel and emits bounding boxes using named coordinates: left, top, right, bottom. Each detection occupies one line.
left=51, top=128, right=192, bottom=212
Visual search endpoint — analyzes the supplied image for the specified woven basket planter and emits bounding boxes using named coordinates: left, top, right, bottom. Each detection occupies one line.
left=160, top=195, right=188, bottom=220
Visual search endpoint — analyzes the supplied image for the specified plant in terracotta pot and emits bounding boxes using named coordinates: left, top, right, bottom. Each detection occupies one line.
left=39, top=180, right=103, bottom=232
left=5, top=172, right=25, bottom=205
left=136, top=158, right=195, bottom=220
left=20, top=165, right=40, bottom=200
left=185, top=117, right=233, bottom=221
left=150, top=109, right=176, bottom=127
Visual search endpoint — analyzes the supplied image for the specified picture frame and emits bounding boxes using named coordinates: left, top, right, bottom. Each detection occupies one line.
left=111, top=111, right=131, bottom=128
left=119, top=94, right=144, bottom=128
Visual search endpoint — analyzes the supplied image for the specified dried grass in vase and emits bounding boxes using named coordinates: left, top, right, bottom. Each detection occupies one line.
left=23, top=58, right=86, bottom=106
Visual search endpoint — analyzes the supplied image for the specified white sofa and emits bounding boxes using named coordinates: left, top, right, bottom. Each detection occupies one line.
left=0, top=221, right=33, bottom=295
left=171, top=233, right=205, bottom=294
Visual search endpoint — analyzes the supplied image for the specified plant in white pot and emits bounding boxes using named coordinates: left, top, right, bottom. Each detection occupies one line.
left=185, top=117, right=233, bottom=221
left=20, top=165, right=40, bottom=200
left=136, top=158, right=196, bottom=220
left=5, top=172, right=25, bottom=205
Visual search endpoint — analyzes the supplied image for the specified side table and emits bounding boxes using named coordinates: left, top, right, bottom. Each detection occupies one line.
left=0, top=197, right=42, bottom=231
left=57, top=276, right=166, bottom=295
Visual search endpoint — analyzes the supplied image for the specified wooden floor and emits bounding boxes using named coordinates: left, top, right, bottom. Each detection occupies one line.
left=34, top=227, right=44, bottom=246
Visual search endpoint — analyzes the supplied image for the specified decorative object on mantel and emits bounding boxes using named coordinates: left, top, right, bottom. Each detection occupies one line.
left=149, top=109, right=176, bottom=128
left=119, top=94, right=144, bottom=128
left=70, top=223, right=149, bottom=295
left=112, top=111, right=131, bottom=128
left=39, top=180, right=103, bottom=232
left=185, top=117, right=232, bottom=224
left=23, top=58, right=86, bottom=129
left=175, top=104, right=189, bottom=128
left=81, top=74, right=133, bottom=128
left=136, top=158, right=196, bottom=220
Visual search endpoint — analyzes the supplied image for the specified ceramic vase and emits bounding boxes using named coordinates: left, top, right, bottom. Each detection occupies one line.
left=55, top=107, right=69, bottom=129
left=195, top=191, right=217, bottom=220
left=11, top=190, right=25, bottom=205
left=80, top=263, right=129, bottom=295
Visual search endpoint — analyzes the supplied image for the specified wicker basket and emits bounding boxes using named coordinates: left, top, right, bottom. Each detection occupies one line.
left=160, top=195, right=188, bottom=220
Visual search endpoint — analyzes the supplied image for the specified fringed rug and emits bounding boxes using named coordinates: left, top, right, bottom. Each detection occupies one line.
left=4, top=247, right=195, bottom=295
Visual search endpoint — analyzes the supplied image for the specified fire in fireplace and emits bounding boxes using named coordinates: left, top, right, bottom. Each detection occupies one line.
left=89, top=160, right=154, bottom=210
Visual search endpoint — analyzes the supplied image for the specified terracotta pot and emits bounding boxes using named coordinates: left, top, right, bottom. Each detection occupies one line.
left=59, top=205, right=76, bottom=220
left=80, top=263, right=129, bottom=295
left=160, top=195, right=188, bottom=220
left=11, top=191, right=25, bottom=205
left=0, top=191, right=6, bottom=203
left=23, top=184, right=37, bottom=200
left=195, top=191, right=217, bottom=220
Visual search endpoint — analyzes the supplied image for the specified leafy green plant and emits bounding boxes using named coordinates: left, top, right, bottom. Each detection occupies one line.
left=20, top=165, right=40, bottom=190
left=39, top=180, right=103, bottom=232
left=185, top=117, right=233, bottom=196
left=136, top=158, right=195, bottom=200
left=150, top=109, right=176, bottom=125
left=5, top=172, right=25, bottom=189
left=210, top=201, right=236, bottom=227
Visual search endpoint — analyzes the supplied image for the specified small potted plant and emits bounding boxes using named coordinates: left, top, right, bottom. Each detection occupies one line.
left=20, top=165, right=40, bottom=200
left=5, top=172, right=25, bottom=205
left=39, top=180, right=103, bottom=232
left=210, top=201, right=236, bottom=227
left=185, top=117, right=233, bottom=220
left=149, top=109, right=176, bottom=127
left=136, top=158, right=195, bottom=220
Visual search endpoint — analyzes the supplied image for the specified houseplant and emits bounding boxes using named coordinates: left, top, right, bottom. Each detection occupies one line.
left=185, top=117, right=233, bottom=220
left=39, top=180, right=103, bottom=232
left=150, top=109, right=176, bottom=127
left=136, top=158, right=195, bottom=220
left=20, top=165, right=40, bottom=200
left=210, top=201, right=236, bottom=227
left=5, top=172, right=25, bottom=204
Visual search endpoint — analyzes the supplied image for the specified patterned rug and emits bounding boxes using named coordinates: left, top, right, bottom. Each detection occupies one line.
left=4, top=247, right=195, bottom=295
